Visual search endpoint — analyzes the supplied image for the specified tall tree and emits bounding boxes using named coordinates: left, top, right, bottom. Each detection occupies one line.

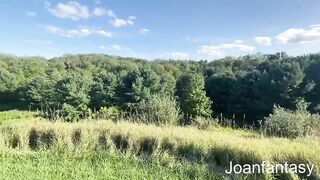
left=175, top=73, right=212, bottom=124
left=55, top=71, right=93, bottom=121
left=90, top=71, right=118, bottom=109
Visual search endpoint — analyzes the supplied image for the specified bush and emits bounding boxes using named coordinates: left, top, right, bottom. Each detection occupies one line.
left=61, top=103, right=81, bottom=122
left=132, top=94, right=181, bottom=125
left=96, top=106, right=120, bottom=121
left=265, top=101, right=320, bottom=138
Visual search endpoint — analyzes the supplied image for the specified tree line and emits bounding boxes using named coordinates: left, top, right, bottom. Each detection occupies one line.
left=1, top=52, right=320, bottom=125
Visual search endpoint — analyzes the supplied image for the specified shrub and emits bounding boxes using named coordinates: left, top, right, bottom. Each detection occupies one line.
left=132, top=94, right=181, bottom=125
left=61, top=103, right=81, bottom=122
left=96, top=106, right=120, bottom=121
left=265, top=101, right=320, bottom=138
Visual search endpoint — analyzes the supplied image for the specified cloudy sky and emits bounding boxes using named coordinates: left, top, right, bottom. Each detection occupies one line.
left=0, top=0, right=320, bottom=60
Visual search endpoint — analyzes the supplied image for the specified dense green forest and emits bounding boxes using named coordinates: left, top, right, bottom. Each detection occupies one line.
left=1, top=52, right=320, bottom=125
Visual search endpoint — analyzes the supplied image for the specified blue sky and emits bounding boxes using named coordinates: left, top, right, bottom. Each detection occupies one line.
left=0, top=0, right=320, bottom=60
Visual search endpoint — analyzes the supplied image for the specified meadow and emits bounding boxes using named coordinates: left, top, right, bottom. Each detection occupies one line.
left=0, top=110, right=33, bottom=124
left=0, top=111, right=319, bottom=179
left=0, top=150, right=219, bottom=179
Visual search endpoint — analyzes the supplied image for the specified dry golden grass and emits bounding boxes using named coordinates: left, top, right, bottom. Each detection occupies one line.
left=0, top=118, right=319, bottom=179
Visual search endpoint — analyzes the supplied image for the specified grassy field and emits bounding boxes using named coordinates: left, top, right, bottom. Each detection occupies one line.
left=0, top=113, right=319, bottom=179
left=0, top=110, right=33, bottom=125
left=0, top=150, right=220, bottom=179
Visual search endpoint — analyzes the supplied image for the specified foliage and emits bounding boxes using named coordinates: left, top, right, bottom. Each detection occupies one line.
left=90, top=72, right=118, bottom=109
left=96, top=106, right=120, bottom=121
left=54, top=72, right=93, bottom=121
left=265, top=100, right=320, bottom=138
left=115, top=67, right=163, bottom=108
left=61, top=103, right=82, bottom=122
left=131, top=94, right=181, bottom=125
left=1, top=53, right=320, bottom=125
left=25, top=75, right=58, bottom=108
left=176, top=73, right=212, bottom=124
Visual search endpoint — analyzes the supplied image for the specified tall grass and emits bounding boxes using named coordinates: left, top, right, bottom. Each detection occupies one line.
left=0, top=118, right=319, bottom=179
left=0, top=150, right=219, bottom=179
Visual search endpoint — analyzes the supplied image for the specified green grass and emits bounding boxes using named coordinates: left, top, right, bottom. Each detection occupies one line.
left=0, top=118, right=319, bottom=179
left=0, top=110, right=34, bottom=125
left=0, top=150, right=221, bottom=180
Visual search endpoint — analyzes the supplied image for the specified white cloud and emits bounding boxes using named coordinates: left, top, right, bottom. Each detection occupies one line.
left=67, top=29, right=91, bottom=37
left=45, top=1, right=136, bottom=30
left=92, top=8, right=105, bottom=16
left=161, top=52, right=189, bottom=59
left=26, top=11, right=37, bottom=17
left=45, top=25, right=112, bottom=38
left=107, top=10, right=116, bottom=17
left=100, top=45, right=130, bottom=51
left=198, top=41, right=255, bottom=56
left=276, top=25, right=320, bottom=44
left=110, top=16, right=136, bottom=27
left=95, top=30, right=113, bottom=37
left=110, top=18, right=127, bottom=27
left=254, top=37, right=272, bottom=46
left=139, top=28, right=150, bottom=34
left=93, top=8, right=116, bottom=17
left=45, top=1, right=90, bottom=20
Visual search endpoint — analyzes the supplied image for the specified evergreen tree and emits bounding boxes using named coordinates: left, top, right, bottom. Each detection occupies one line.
left=90, top=71, right=118, bottom=109
left=175, top=73, right=212, bottom=124
left=55, top=71, right=93, bottom=121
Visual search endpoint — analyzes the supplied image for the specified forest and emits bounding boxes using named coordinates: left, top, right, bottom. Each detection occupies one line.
left=1, top=52, right=320, bottom=124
